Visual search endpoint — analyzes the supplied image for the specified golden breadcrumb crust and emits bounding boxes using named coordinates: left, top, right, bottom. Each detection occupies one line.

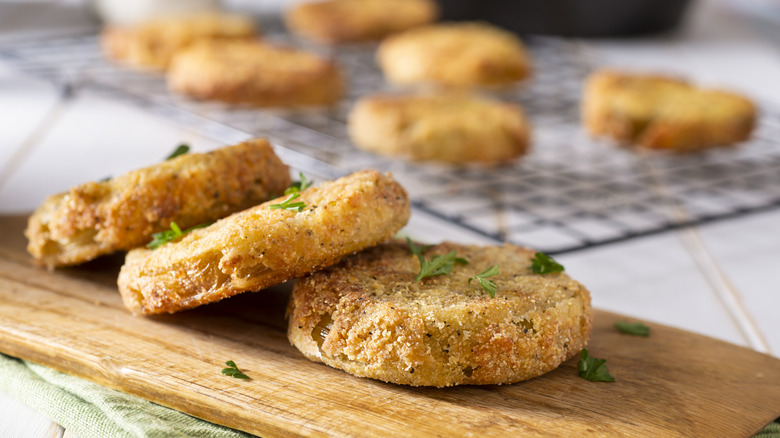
left=377, top=22, right=532, bottom=88
left=582, top=70, right=757, bottom=152
left=167, top=40, right=344, bottom=107
left=348, top=92, right=531, bottom=164
left=101, top=13, right=257, bottom=70
left=118, top=170, right=410, bottom=315
left=285, top=0, right=438, bottom=44
left=25, top=138, right=290, bottom=269
left=287, top=240, right=592, bottom=387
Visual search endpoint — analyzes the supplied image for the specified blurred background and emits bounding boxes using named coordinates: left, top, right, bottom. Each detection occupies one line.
left=2, top=0, right=780, bottom=98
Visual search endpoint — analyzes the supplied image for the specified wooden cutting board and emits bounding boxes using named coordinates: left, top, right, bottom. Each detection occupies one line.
left=0, top=214, right=778, bottom=437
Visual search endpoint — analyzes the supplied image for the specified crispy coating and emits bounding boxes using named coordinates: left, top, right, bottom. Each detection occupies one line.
left=287, top=241, right=592, bottom=387
left=167, top=40, right=344, bottom=107
left=101, top=13, right=258, bottom=70
left=377, top=22, right=532, bottom=88
left=25, top=139, right=291, bottom=269
left=118, top=170, right=410, bottom=315
left=285, top=0, right=438, bottom=44
left=348, top=92, right=531, bottom=164
left=582, top=70, right=757, bottom=152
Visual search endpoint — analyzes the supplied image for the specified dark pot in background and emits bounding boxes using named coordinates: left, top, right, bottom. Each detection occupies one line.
left=436, top=0, right=694, bottom=37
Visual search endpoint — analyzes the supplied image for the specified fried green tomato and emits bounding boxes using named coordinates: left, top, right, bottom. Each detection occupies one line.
left=26, top=138, right=291, bottom=268
left=377, top=22, right=532, bottom=88
left=101, top=13, right=258, bottom=70
left=284, top=0, right=438, bottom=44
left=167, top=40, right=344, bottom=107
left=582, top=69, right=756, bottom=151
left=348, top=92, right=531, bottom=164
left=287, top=241, right=592, bottom=387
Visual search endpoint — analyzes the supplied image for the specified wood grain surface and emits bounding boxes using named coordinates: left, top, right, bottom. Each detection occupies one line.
left=0, top=214, right=778, bottom=437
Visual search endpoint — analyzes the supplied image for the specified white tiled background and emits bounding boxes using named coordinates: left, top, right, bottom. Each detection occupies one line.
left=1, top=0, right=779, bottom=435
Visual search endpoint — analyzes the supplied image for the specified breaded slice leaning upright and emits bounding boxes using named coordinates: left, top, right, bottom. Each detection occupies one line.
left=288, top=240, right=592, bottom=387
left=118, top=170, right=411, bottom=315
left=26, top=138, right=291, bottom=268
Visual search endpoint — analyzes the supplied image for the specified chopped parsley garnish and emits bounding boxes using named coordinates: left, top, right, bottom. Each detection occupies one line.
left=406, top=237, right=433, bottom=259
left=269, top=192, right=306, bottom=212
left=285, top=172, right=313, bottom=195
left=98, top=176, right=111, bottom=183
left=166, top=144, right=190, bottom=160
left=415, top=251, right=468, bottom=282
left=614, top=321, right=650, bottom=337
left=577, top=349, right=615, bottom=382
left=406, top=238, right=467, bottom=282
left=147, top=221, right=209, bottom=249
left=221, top=360, right=249, bottom=380
left=530, top=252, right=564, bottom=274
left=469, top=265, right=500, bottom=297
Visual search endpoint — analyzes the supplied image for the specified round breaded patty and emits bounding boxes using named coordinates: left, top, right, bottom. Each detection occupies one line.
left=101, top=13, right=257, bottom=70
left=25, top=138, right=290, bottom=269
left=377, top=22, right=532, bottom=88
left=348, top=93, right=531, bottom=164
left=287, top=241, right=592, bottom=387
left=285, top=0, right=438, bottom=44
left=582, top=69, right=756, bottom=152
left=167, top=39, right=344, bottom=107
left=118, top=170, right=410, bottom=315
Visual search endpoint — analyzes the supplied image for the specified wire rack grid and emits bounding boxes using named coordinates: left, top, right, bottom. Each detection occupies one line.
left=3, top=20, right=780, bottom=254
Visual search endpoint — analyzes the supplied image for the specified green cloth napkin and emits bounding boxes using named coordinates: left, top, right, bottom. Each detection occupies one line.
left=0, top=353, right=255, bottom=438
left=1, top=352, right=778, bottom=438
left=757, top=422, right=780, bottom=438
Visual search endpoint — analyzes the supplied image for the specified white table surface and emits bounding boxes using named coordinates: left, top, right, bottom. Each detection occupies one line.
left=1, top=0, right=779, bottom=436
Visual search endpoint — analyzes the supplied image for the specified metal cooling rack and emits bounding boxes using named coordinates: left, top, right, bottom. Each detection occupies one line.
left=3, top=20, right=780, bottom=254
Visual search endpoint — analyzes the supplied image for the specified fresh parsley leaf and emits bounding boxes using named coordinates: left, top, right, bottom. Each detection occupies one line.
left=405, top=238, right=467, bottom=282
left=469, top=265, right=500, bottom=297
left=98, top=176, right=111, bottom=183
left=577, top=349, right=615, bottom=382
left=221, top=360, right=249, bottom=380
left=285, top=172, right=313, bottom=195
left=147, top=221, right=209, bottom=249
left=269, top=192, right=306, bottom=212
left=614, top=321, right=650, bottom=337
left=406, top=237, right=433, bottom=259
left=147, top=222, right=183, bottom=249
left=166, top=144, right=190, bottom=160
left=530, top=252, right=564, bottom=274
left=414, top=250, right=468, bottom=282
